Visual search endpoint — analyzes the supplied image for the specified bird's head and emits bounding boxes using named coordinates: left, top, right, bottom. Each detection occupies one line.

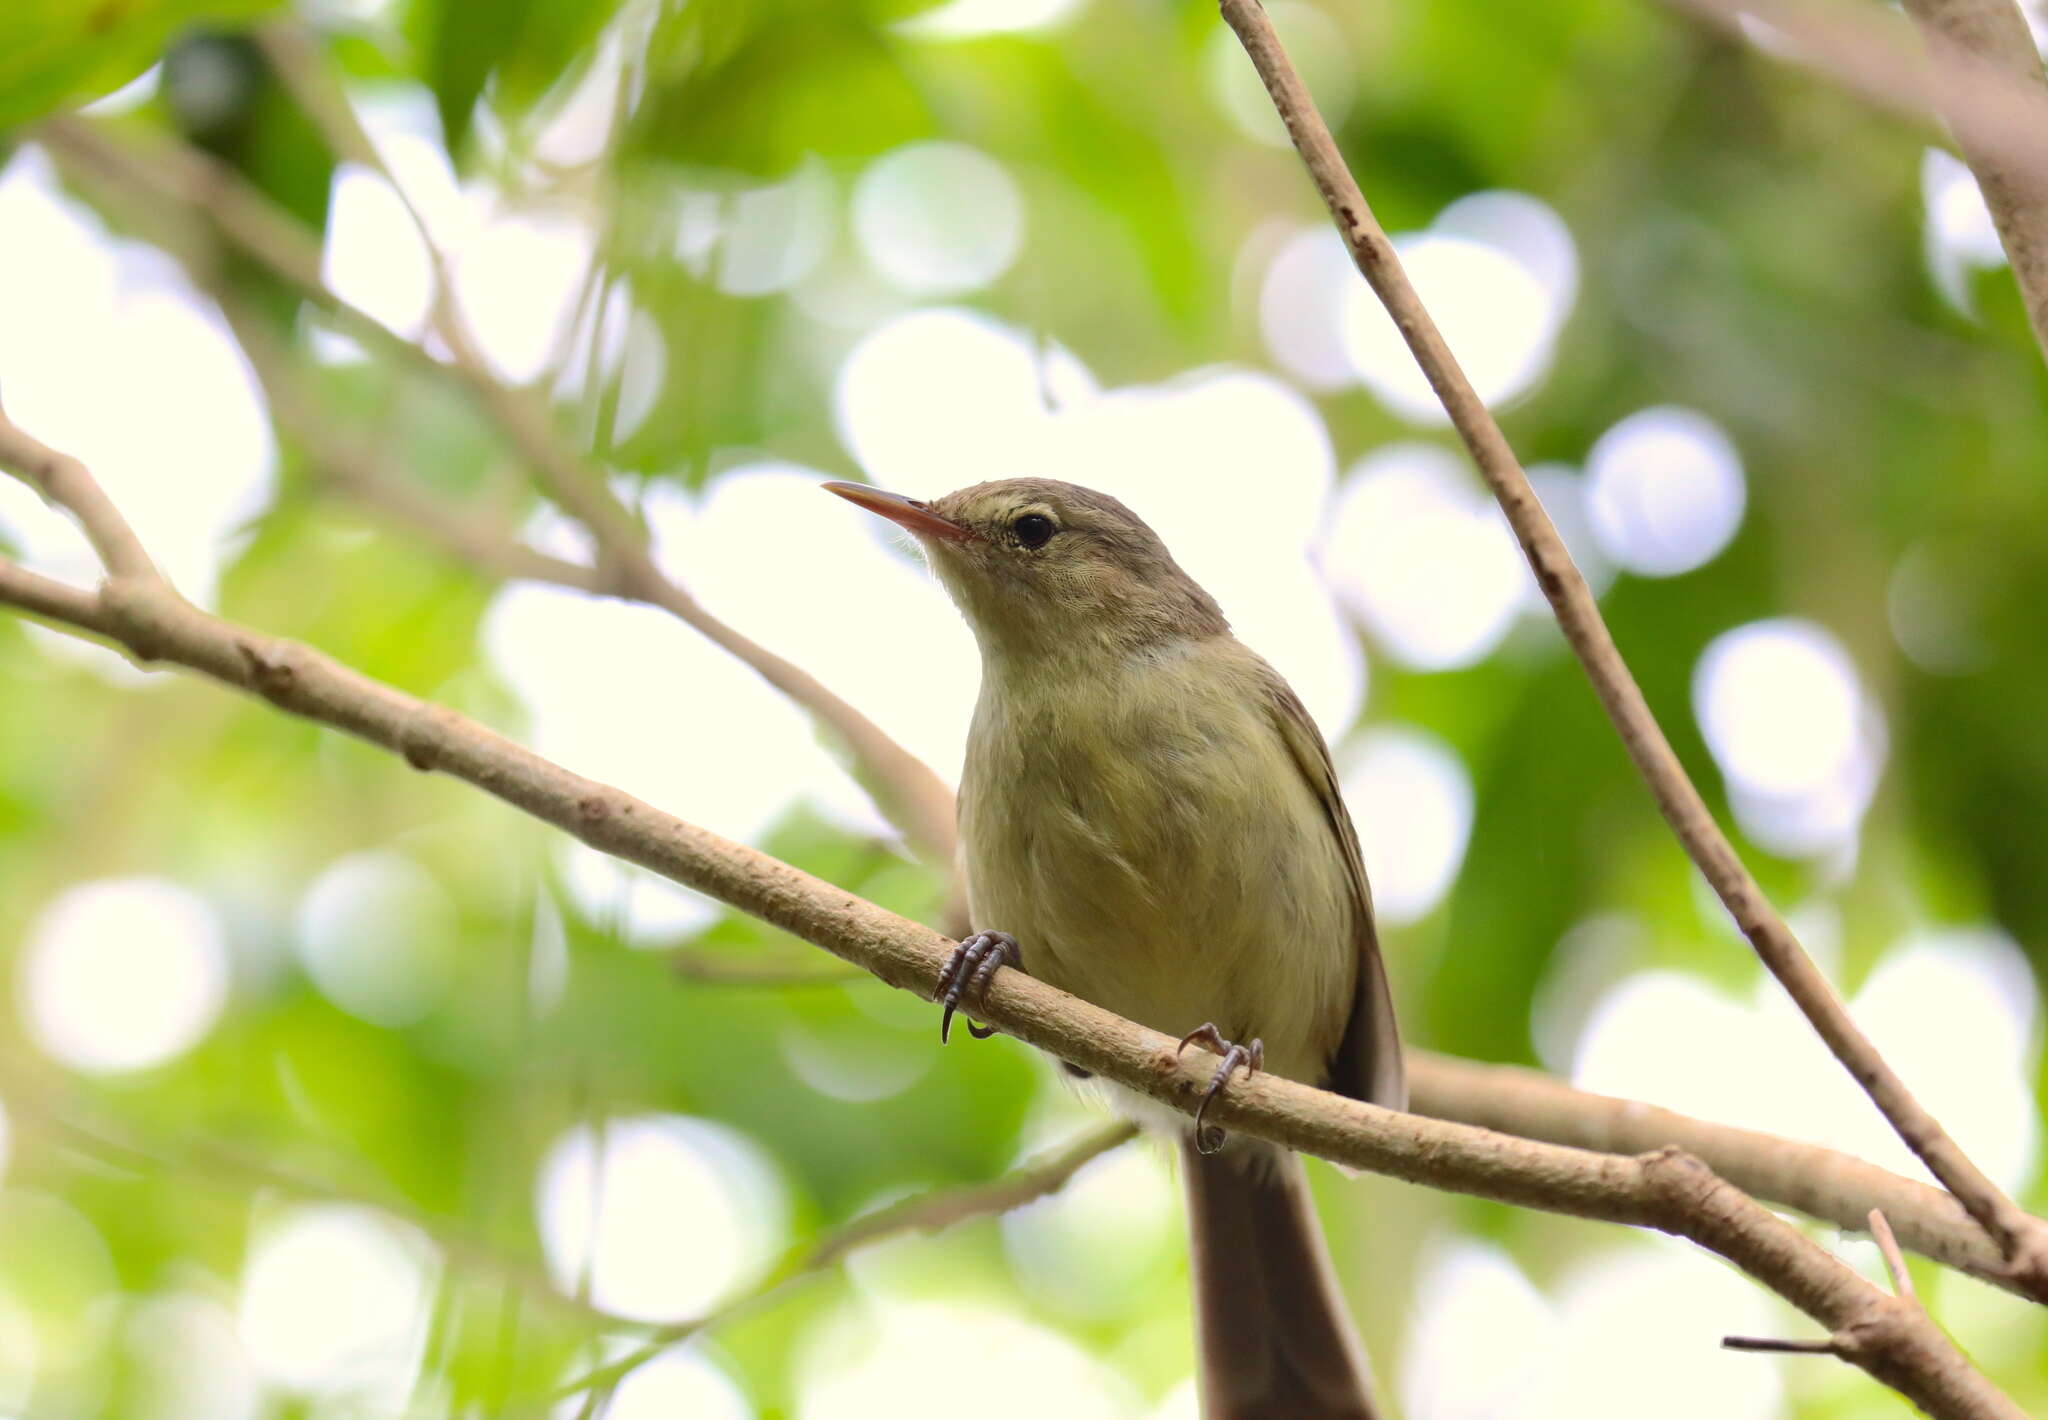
left=825, top=477, right=1227, bottom=665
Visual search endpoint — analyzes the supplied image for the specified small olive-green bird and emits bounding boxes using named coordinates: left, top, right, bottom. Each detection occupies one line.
left=827, top=476, right=1404, bottom=1420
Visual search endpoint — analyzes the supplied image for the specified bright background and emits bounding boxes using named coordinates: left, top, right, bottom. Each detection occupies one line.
left=2, top=0, right=2047, bottom=1415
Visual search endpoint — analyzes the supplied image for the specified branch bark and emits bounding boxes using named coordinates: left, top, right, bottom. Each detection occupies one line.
left=0, top=412, right=2021, bottom=1420
left=1218, top=0, right=2048, bottom=1298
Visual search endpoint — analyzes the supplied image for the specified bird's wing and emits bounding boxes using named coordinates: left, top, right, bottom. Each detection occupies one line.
left=1262, top=671, right=1407, bottom=1111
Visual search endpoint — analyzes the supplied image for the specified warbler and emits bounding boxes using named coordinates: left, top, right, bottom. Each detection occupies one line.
left=826, top=476, right=1403, bottom=1420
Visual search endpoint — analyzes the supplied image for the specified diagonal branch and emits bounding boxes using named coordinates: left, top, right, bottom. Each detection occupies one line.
left=1405, top=1053, right=2012, bottom=1293
left=1218, top=0, right=2048, bottom=1297
left=552, top=1121, right=1143, bottom=1402
left=35, top=114, right=958, bottom=870
left=0, top=411, right=2021, bottom=1420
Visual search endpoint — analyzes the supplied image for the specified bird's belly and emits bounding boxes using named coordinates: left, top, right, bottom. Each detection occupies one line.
left=961, top=700, right=1355, bottom=1086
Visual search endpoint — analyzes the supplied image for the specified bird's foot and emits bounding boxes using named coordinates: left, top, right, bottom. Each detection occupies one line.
left=936, top=931, right=1022, bottom=1044
left=1176, top=1024, right=1263, bottom=1154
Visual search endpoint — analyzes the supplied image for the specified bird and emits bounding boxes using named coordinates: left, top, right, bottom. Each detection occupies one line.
left=825, top=476, right=1404, bottom=1420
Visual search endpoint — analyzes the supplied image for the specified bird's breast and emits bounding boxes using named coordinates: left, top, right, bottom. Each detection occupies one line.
left=957, top=641, right=1355, bottom=1081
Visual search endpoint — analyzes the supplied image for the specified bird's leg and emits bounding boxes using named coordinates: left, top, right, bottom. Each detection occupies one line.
left=936, top=930, right=1023, bottom=1044
left=1176, top=1024, right=1264, bottom=1155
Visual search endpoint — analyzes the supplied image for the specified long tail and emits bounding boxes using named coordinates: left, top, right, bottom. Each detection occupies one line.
left=1181, top=1139, right=1382, bottom=1420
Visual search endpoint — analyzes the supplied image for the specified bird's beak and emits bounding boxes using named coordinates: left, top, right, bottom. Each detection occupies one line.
left=822, top=481, right=976, bottom=542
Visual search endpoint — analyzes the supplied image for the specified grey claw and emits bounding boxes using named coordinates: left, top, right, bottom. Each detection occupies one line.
left=1178, top=1025, right=1262, bottom=1153
left=938, top=931, right=1020, bottom=1043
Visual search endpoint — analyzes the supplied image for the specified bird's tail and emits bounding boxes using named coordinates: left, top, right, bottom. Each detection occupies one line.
left=1180, top=1138, right=1382, bottom=1420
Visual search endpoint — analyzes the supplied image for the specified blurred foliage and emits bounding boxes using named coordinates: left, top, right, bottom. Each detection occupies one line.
left=3, top=0, right=2048, bottom=1417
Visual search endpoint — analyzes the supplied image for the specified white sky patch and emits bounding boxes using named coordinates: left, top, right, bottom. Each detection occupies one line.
left=1585, top=407, right=1745, bottom=578
left=1341, top=728, right=1475, bottom=925
left=660, top=462, right=980, bottom=789
left=1532, top=1244, right=1784, bottom=1420
left=855, top=142, right=1024, bottom=296
left=899, top=0, right=1087, bottom=37
left=1570, top=925, right=2038, bottom=1195
left=1041, top=370, right=1363, bottom=736
left=538, top=1115, right=788, bottom=1323
left=1345, top=236, right=1554, bottom=422
left=1922, top=148, right=2008, bottom=316
left=1259, top=226, right=1361, bottom=391
left=125, top=1293, right=260, bottom=1420
left=797, top=1299, right=1138, bottom=1420
left=238, top=1204, right=435, bottom=1399
left=834, top=306, right=1096, bottom=496
left=483, top=579, right=884, bottom=848
left=1261, top=191, right=1576, bottom=413
left=452, top=207, right=596, bottom=384
left=1437, top=190, right=1579, bottom=319
left=1400, top=1238, right=1557, bottom=1420
left=1002, top=1139, right=1179, bottom=1319
left=1403, top=1232, right=1784, bottom=1420
left=556, top=1344, right=754, bottom=1420
left=531, top=18, right=638, bottom=171
left=324, top=164, right=435, bottom=337
left=558, top=840, right=722, bottom=946
left=1693, top=619, right=1884, bottom=859
left=0, top=150, right=274, bottom=619
left=295, top=852, right=457, bottom=1027
left=20, top=878, right=231, bottom=1074
left=1324, top=443, right=1527, bottom=671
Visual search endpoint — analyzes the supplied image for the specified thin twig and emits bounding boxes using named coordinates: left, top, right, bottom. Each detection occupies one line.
left=0, top=397, right=158, bottom=581
left=549, top=1122, right=1139, bottom=1403
left=1725, top=1335, right=1847, bottom=1355
left=1872, top=1208, right=1919, bottom=1304
left=1405, top=1052, right=2016, bottom=1295
left=1217, top=0, right=2048, bottom=1295
left=0, top=412, right=2021, bottom=1420
left=35, top=114, right=959, bottom=870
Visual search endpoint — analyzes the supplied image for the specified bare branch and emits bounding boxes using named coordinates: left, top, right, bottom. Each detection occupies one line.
left=0, top=404, right=158, bottom=582
left=1217, top=0, right=2048, bottom=1293
left=1872, top=1208, right=1919, bottom=1303
left=35, top=115, right=959, bottom=871
left=1725, top=1335, right=1847, bottom=1356
left=1406, top=1053, right=2018, bottom=1296
left=0, top=413, right=2021, bottom=1420
left=551, top=1122, right=1140, bottom=1403
left=806, top=1121, right=1140, bottom=1271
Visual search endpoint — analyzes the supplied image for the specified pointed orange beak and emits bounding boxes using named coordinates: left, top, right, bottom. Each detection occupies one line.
left=822, top=481, right=977, bottom=542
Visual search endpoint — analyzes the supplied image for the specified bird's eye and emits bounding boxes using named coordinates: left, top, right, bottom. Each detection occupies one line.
left=1013, top=513, right=1056, bottom=549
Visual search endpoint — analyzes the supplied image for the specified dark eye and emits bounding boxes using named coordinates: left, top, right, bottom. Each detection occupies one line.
left=1013, top=513, right=1056, bottom=549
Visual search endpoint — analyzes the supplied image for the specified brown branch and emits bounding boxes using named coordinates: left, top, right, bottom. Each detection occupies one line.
left=0, top=401, right=158, bottom=582
left=1670, top=0, right=2048, bottom=368
left=1405, top=1052, right=2018, bottom=1295
left=1218, top=0, right=2048, bottom=1295
left=548, top=1121, right=1139, bottom=1403
left=1725, top=1335, right=1847, bottom=1355
left=0, top=413, right=2021, bottom=1420
left=35, top=114, right=959, bottom=871
left=1872, top=1208, right=1919, bottom=1304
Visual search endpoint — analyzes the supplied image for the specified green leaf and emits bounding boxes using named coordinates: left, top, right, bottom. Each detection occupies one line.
left=0, top=0, right=282, bottom=130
